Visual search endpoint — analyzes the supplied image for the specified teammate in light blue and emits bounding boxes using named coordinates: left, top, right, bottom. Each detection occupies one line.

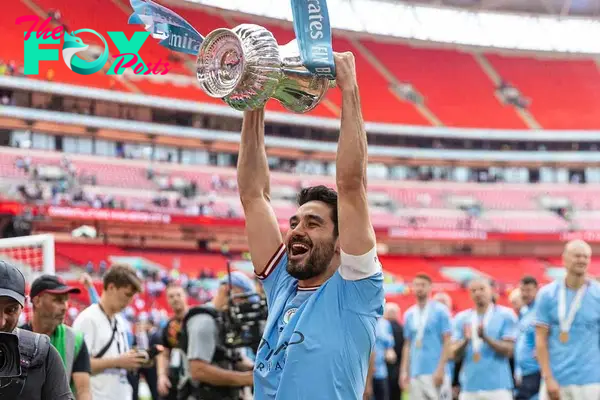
left=451, top=278, right=517, bottom=400
left=236, top=52, right=384, bottom=400
left=514, top=276, right=540, bottom=400
left=401, top=274, right=452, bottom=400
left=535, top=240, right=600, bottom=400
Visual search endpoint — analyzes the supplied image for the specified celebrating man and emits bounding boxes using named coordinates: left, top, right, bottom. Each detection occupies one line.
left=400, top=273, right=452, bottom=400
left=535, top=240, right=600, bottom=400
left=237, top=52, right=384, bottom=399
left=452, top=278, right=517, bottom=400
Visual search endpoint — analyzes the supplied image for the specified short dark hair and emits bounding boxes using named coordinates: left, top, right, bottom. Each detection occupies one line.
left=414, top=273, right=432, bottom=284
left=103, top=264, right=142, bottom=293
left=520, top=276, right=538, bottom=287
left=297, top=185, right=338, bottom=237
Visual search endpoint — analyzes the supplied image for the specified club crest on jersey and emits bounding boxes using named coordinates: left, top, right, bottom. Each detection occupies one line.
left=283, top=308, right=298, bottom=324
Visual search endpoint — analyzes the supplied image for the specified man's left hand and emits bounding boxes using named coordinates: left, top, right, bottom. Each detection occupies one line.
left=334, top=52, right=358, bottom=92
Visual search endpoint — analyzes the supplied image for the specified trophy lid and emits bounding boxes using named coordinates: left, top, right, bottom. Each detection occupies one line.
left=196, top=28, right=246, bottom=99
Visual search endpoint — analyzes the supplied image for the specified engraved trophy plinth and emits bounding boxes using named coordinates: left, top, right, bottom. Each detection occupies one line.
left=196, top=24, right=332, bottom=114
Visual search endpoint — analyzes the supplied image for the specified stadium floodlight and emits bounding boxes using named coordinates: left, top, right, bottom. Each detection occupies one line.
left=0, top=234, right=55, bottom=281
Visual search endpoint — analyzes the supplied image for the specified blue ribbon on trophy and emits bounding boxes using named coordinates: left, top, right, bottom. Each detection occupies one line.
left=290, top=0, right=336, bottom=79
left=128, top=0, right=203, bottom=55
left=128, top=0, right=336, bottom=113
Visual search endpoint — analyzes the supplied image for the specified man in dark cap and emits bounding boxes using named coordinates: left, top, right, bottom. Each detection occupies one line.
left=0, top=260, right=73, bottom=399
left=21, top=275, right=92, bottom=400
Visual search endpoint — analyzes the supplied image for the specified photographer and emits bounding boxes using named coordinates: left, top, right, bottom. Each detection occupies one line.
left=179, top=272, right=256, bottom=400
left=73, top=264, right=146, bottom=400
left=0, top=260, right=73, bottom=400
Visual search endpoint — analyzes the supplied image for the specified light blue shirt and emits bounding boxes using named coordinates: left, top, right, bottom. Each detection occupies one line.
left=374, top=318, right=394, bottom=379
left=404, top=301, right=452, bottom=378
left=452, top=305, right=517, bottom=393
left=535, top=280, right=600, bottom=386
left=515, top=302, right=539, bottom=377
left=253, top=246, right=385, bottom=400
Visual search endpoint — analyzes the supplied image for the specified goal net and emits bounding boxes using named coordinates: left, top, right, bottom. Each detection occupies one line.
left=0, top=234, right=55, bottom=281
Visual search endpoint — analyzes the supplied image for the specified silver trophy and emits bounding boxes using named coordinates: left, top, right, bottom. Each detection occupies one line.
left=196, top=24, right=334, bottom=114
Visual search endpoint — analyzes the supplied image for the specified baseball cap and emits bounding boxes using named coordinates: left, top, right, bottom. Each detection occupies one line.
left=220, top=271, right=256, bottom=294
left=30, top=275, right=81, bottom=299
left=0, top=260, right=26, bottom=306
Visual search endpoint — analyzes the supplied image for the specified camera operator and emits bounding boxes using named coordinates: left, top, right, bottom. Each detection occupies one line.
left=73, top=264, right=147, bottom=400
left=21, top=275, right=92, bottom=400
left=0, top=260, right=73, bottom=400
left=179, top=272, right=256, bottom=400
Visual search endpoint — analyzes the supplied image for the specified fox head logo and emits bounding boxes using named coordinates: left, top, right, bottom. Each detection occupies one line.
left=62, top=32, right=89, bottom=70
left=61, top=29, right=109, bottom=75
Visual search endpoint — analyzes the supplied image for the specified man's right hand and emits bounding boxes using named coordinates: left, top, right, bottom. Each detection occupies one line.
left=158, top=374, right=171, bottom=396
left=545, top=377, right=561, bottom=400
left=116, top=351, right=147, bottom=370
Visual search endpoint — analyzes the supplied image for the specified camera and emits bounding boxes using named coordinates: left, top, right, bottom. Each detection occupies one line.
left=223, top=291, right=267, bottom=352
left=136, top=344, right=164, bottom=367
left=221, top=263, right=268, bottom=353
left=0, top=332, right=25, bottom=398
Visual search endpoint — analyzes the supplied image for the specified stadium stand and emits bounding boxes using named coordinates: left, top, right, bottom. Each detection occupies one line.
left=7, top=0, right=600, bottom=127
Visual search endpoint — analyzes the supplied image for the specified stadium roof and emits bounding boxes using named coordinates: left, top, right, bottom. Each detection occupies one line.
left=399, top=0, right=600, bottom=17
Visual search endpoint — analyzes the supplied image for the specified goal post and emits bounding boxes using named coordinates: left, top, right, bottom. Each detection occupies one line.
left=0, top=234, right=55, bottom=280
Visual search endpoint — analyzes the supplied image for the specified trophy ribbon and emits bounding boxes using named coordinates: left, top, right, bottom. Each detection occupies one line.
left=289, top=0, right=336, bottom=80
left=128, top=0, right=204, bottom=56
left=128, top=0, right=336, bottom=79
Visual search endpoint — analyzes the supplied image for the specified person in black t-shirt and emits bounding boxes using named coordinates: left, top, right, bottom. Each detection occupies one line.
left=157, top=283, right=189, bottom=400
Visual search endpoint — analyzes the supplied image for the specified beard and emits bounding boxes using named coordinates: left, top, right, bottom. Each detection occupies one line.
left=286, top=238, right=336, bottom=280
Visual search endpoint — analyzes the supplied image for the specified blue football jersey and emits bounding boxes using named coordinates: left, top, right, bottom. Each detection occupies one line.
left=253, top=244, right=385, bottom=399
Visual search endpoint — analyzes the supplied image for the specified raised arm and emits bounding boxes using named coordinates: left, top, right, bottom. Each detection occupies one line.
left=237, top=109, right=283, bottom=275
left=334, top=52, right=376, bottom=261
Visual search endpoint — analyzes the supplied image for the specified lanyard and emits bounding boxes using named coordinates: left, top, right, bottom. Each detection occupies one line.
left=415, top=302, right=430, bottom=344
left=558, top=280, right=587, bottom=334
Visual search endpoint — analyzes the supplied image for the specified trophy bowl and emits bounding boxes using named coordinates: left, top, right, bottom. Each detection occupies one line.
left=196, top=24, right=332, bottom=113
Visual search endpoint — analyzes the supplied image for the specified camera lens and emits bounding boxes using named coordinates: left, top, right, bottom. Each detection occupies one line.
left=0, top=344, right=8, bottom=373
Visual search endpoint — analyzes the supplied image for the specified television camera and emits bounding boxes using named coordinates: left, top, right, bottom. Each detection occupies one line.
left=222, top=261, right=268, bottom=353
left=0, top=331, right=26, bottom=398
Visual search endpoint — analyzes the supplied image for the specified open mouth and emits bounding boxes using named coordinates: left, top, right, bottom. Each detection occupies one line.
left=289, top=242, right=310, bottom=259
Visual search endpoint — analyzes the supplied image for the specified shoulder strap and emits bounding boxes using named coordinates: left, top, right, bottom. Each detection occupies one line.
left=16, top=328, right=50, bottom=368
left=179, top=306, right=220, bottom=352
left=94, top=319, right=118, bottom=359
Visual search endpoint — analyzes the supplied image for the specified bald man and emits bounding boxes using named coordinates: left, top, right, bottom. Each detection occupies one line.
left=509, top=289, right=523, bottom=317
left=535, top=240, right=600, bottom=400
left=384, top=303, right=404, bottom=400
left=452, top=278, right=517, bottom=400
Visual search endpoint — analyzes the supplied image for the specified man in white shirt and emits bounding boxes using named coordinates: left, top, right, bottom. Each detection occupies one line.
left=73, top=264, right=147, bottom=400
